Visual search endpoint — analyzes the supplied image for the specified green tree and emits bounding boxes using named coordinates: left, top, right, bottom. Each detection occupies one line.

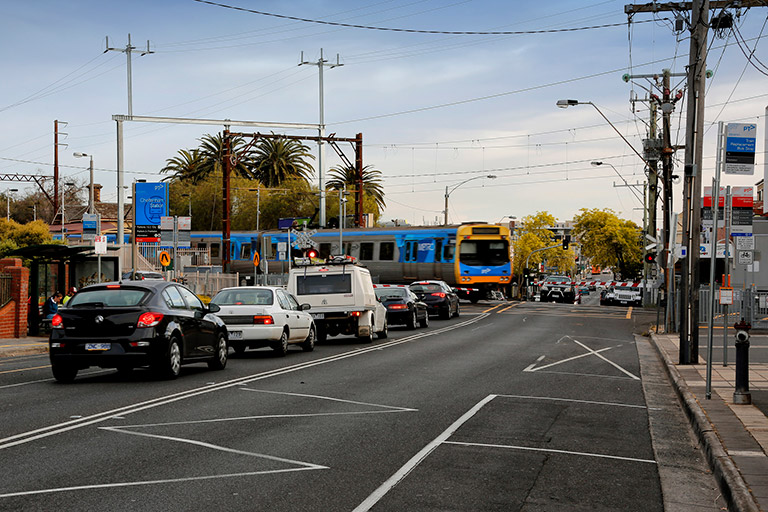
left=0, top=219, right=58, bottom=259
left=326, top=164, right=386, bottom=217
left=161, top=133, right=254, bottom=184
left=513, top=211, right=576, bottom=281
left=250, top=136, right=315, bottom=188
left=572, top=208, right=642, bottom=279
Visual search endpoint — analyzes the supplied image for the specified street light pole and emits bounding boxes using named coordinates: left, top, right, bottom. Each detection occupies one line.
left=6, top=189, right=18, bottom=220
left=443, top=175, right=497, bottom=225
left=73, top=152, right=95, bottom=214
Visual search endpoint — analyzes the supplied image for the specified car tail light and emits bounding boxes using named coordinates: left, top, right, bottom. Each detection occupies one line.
left=51, top=314, right=63, bottom=329
left=107, top=284, right=121, bottom=289
left=137, top=312, right=164, bottom=327
left=431, top=292, right=446, bottom=298
left=388, top=304, right=407, bottom=310
left=253, top=315, right=274, bottom=325
left=349, top=311, right=361, bottom=317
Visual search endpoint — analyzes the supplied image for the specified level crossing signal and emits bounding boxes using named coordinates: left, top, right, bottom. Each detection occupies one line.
left=644, top=253, right=655, bottom=264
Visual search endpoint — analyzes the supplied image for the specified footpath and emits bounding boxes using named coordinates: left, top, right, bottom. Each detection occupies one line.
left=651, top=333, right=768, bottom=512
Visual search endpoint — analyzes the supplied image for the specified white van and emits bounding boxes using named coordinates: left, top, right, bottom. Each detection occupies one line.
left=287, top=258, right=388, bottom=343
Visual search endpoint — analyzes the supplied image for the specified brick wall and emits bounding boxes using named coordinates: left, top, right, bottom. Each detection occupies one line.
left=0, top=258, right=30, bottom=338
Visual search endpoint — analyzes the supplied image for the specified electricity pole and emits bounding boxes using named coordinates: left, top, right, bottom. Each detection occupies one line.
left=106, top=34, right=153, bottom=117
left=300, top=49, right=342, bottom=228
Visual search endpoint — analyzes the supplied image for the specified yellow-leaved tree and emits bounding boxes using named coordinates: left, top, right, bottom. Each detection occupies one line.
left=513, top=211, right=576, bottom=278
left=572, top=208, right=642, bottom=280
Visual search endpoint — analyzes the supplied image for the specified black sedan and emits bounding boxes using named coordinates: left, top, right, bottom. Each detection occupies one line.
left=374, top=285, right=429, bottom=330
left=49, top=280, right=228, bottom=382
left=409, top=280, right=460, bottom=320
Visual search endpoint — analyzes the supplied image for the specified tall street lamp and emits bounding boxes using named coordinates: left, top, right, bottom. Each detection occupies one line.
left=73, top=152, right=95, bottom=213
left=181, top=193, right=192, bottom=218
left=6, top=188, right=18, bottom=220
left=62, top=181, right=75, bottom=236
left=444, top=175, right=497, bottom=225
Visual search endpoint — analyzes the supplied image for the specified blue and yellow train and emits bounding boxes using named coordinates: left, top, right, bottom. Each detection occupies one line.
left=191, top=222, right=513, bottom=301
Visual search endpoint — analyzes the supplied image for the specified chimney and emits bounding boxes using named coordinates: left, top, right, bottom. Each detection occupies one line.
left=93, top=184, right=102, bottom=203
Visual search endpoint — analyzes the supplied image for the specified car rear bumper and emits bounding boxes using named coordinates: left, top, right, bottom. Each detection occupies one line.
left=224, top=325, right=283, bottom=343
left=385, top=310, right=413, bottom=325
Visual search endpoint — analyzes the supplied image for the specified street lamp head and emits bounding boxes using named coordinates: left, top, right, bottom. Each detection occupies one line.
left=9, top=188, right=18, bottom=193
left=486, top=174, right=497, bottom=179
left=591, top=161, right=602, bottom=167
left=73, top=152, right=89, bottom=158
left=65, top=182, right=75, bottom=187
left=556, top=99, right=580, bottom=108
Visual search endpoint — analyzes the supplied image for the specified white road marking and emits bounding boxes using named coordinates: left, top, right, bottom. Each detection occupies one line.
left=241, top=388, right=417, bottom=412
left=443, top=441, right=656, bottom=464
left=523, top=347, right=615, bottom=372
left=352, top=395, right=496, bottom=512
left=495, top=394, right=648, bottom=409
left=524, top=336, right=639, bottom=381
left=570, top=338, right=639, bottom=380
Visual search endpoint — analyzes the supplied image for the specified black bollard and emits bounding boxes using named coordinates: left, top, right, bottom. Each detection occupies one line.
left=733, top=319, right=752, bottom=405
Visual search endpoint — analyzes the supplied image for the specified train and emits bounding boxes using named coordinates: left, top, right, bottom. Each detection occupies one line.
left=190, top=223, right=513, bottom=302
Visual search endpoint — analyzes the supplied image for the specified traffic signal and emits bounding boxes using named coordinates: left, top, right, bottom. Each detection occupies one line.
left=306, top=248, right=318, bottom=259
left=523, top=268, right=531, bottom=277
left=644, top=252, right=655, bottom=264
left=562, top=235, right=571, bottom=250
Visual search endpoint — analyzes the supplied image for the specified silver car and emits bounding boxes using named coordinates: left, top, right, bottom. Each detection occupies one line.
left=210, top=286, right=316, bottom=356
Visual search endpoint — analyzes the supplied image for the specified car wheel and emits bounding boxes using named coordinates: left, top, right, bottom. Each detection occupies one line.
left=154, top=338, right=181, bottom=380
left=317, top=325, right=328, bottom=343
left=407, top=310, right=417, bottom=330
left=419, top=311, right=429, bottom=328
left=272, top=330, right=289, bottom=357
left=454, top=302, right=460, bottom=318
left=358, top=318, right=374, bottom=343
left=440, top=307, right=451, bottom=320
left=302, top=325, right=316, bottom=352
left=208, top=333, right=228, bottom=370
left=52, top=363, right=78, bottom=383
left=378, top=318, right=388, bottom=339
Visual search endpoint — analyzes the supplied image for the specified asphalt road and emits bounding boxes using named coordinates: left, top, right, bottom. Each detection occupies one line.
left=0, top=299, right=723, bottom=511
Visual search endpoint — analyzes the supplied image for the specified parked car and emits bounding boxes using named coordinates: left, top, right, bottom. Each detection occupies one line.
left=373, top=284, right=429, bottom=329
left=48, top=280, right=228, bottom=382
left=210, top=286, right=316, bottom=356
left=122, top=270, right=165, bottom=281
left=409, top=280, right=460, bottom=319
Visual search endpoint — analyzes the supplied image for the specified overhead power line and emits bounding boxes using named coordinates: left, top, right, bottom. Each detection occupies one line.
left=193, top=0, right=657, bottom=35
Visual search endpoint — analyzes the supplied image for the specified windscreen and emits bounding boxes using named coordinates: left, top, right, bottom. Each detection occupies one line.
left=410, top=283, right=441, bottom=293
left=68, top=288, right=148, bottom=307
left=296, top=274, right=352, bottom=295
left=375, top=287, right=407, bottom=299
left=458, top=240, right=509, bottom=266
left=212, top=289, right=274, bottom=305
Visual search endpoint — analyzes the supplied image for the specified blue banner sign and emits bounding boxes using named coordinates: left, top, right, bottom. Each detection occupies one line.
left=135, top=182, right=168, bottom=242
left=725, top=123, right=757, bottom=175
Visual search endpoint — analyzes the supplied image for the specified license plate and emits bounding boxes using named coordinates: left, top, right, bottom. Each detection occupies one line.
left=311, top=313, right=324, bottom=319
left=229, top=331, right=243, bottom=340
left=86, top=343, right=110, bottom=351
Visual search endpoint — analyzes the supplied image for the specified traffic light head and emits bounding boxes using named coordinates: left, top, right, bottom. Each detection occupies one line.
left=306, top=248, right=318, bottom=259
left=562, top=235, right=571, bottom=251
left=644, top=252, right=655, bottom=264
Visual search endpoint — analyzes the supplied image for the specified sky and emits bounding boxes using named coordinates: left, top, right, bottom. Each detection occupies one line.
left=1, top=0, right=767, bottom=229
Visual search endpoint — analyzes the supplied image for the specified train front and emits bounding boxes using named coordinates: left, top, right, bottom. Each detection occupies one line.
left=454, top=224, right=512, bottom=302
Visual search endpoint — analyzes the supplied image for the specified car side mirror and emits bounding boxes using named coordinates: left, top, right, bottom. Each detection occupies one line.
left=207, top=303, right=221, bottom=313
left=299, top=303, right=311, bottom=311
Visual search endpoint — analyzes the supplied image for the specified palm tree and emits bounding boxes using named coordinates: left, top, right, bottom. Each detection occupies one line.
left=249, top=136, right=315, bottom=188
left=327, top=164, right=386, bottom=213
left=160, top=133, right=254, bottom=183
left=160, top=149, right=206, bottom=183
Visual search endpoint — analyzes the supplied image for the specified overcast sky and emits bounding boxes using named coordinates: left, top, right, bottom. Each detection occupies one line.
left=1, top=0, right=766, bottom=228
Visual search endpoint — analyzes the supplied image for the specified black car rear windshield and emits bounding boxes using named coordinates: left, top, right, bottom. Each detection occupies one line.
left=68, top=288, right=149, bottom=307
left=375, top=287, right=407, bottom=299
left=295, top=274, right=352, bottom=295
left=212, top=289, right=274, bottom=305
left=410, top=283, right=442, bottom=293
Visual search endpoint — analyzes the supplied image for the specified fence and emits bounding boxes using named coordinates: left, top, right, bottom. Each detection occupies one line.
left=183, top=271, right=240, bottom=298
left=698, top=287, right=768, bottom=330
left=0, top=274, right=11, bottom=307
left=137, top=243, right=210, bottom=270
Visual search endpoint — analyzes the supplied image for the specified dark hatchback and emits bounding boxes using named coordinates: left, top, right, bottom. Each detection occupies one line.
left=49, top=281, right=228, bottom=382
left=409, top=280, right=460, bottom=320
left=374, top=285, right=429, bottom=330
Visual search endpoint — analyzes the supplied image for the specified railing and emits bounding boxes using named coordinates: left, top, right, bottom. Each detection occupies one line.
left=698, top=287, right=768, bottom=329
left=0, top=274, right=11, bottom=308
left=183, top=272, right=240, bottom=298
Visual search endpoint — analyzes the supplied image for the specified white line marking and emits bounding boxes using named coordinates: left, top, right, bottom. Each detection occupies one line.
left=241, top=388, right=417, bottom=411
left=443, top=441, right=656, bottom=464
left=100, top=426, right=327, bottom=469
left=495, top=394, right=648, bottom=409
left=728, top=450, right=766, bottom=457
left=352, top=394, right=496, bottom=512
left=521, top=369, right=638, bottom=381
left=0, top=315, right=487, bottom=451
left=570, top=338, right=639, bottom=380
left=523, top=347, right=614, bottom=372
left=0, top=468, right=319, bottom=499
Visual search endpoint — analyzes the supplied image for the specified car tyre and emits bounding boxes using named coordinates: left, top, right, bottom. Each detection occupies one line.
left=419, top=311, right=429, bottom=328
left=407, top=310, right=417, bottom=330
left=358, top=317, right=374, bottom=343
left=302, top=325, right=316, bottom=352
left=154, top=338, right=182, bottom=380
left=317, top=325, right=328, bottom=343
left=52, top=363, right=78, bottom=383
left=378, top=319, right=388, bottom=339
left=272, top=330, right=289, bottom=357
left=208, top=332, right=228, bottom=370
left=440, top=307, right=451, bottom=320
left=454, top=302, right=460, bottom=318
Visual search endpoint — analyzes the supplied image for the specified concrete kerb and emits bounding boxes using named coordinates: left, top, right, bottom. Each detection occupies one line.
left=649, top=333, right=760, bottom=512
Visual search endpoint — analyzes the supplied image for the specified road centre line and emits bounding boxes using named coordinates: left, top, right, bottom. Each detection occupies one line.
left=626, top=307, right=633, bottom=319
left=482, top=304, right=505, bottom=314
left=0, top=314, right=487, bottom=451
left=442, top=441, right=657, bottom=464
left=0, top=365, right=50, bottom=375
left=496, top=303, right=521, bottom=313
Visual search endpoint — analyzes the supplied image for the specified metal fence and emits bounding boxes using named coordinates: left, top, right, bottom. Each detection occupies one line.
left=698, top=287, right=768, bottom=329
left=137, top=243, right=210, bottom=270
left=182, top=271, right=240, bottom=298
left=0, top=274, right=11, bottom=307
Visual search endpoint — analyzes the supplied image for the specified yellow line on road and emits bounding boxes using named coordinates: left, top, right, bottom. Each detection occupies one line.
left=0, top=365, right=50, bottom=375
left=497, top=303, right=521, bottom=313
left=626, top=307, right=632, bottom=319
left=482, top=304, right=505, bottom=314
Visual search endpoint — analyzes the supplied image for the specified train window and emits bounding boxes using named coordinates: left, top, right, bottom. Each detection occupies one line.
left=405, top=241, right=419, bottom=262
left=319, top=243, right=332, bottom=259
left=435, top=240, right=443, bottom=262
left=239, top=243, right=251, bottom=260
left=210, top=243, right=220, bottom=258
left=379, top=242, right=394, bottom=261
left=360, top=243, right=374, bottom=260
left=196, top=243, right=207, bottom=250
left=443, top=244, right=454, bottom=261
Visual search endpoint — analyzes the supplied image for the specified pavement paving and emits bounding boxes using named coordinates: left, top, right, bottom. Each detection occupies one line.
left=2, top=330, right=766, bottom=511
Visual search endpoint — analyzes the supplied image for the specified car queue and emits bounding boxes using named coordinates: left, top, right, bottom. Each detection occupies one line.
left=46, top=264, right=472, bottom=383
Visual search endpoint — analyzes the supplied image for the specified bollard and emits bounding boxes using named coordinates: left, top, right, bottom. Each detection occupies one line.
left=733, top=319, right=752, bottom=405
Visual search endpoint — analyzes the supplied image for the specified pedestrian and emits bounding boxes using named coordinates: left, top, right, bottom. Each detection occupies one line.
left=62, top=287, right=77, bottom=305
left=42, top=292, right=63, bottom=319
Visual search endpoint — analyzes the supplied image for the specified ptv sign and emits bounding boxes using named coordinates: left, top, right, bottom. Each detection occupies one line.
left=725, top=123, right=757, bottom=175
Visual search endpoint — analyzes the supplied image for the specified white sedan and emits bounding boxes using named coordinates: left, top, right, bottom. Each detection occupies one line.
left=210, top=286, right=316, bottom=356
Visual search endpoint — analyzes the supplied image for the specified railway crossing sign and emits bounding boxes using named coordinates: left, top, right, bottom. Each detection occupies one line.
left=293, top=229, right=317, bottom=249
left=159, top=250, right=171, bottom=267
